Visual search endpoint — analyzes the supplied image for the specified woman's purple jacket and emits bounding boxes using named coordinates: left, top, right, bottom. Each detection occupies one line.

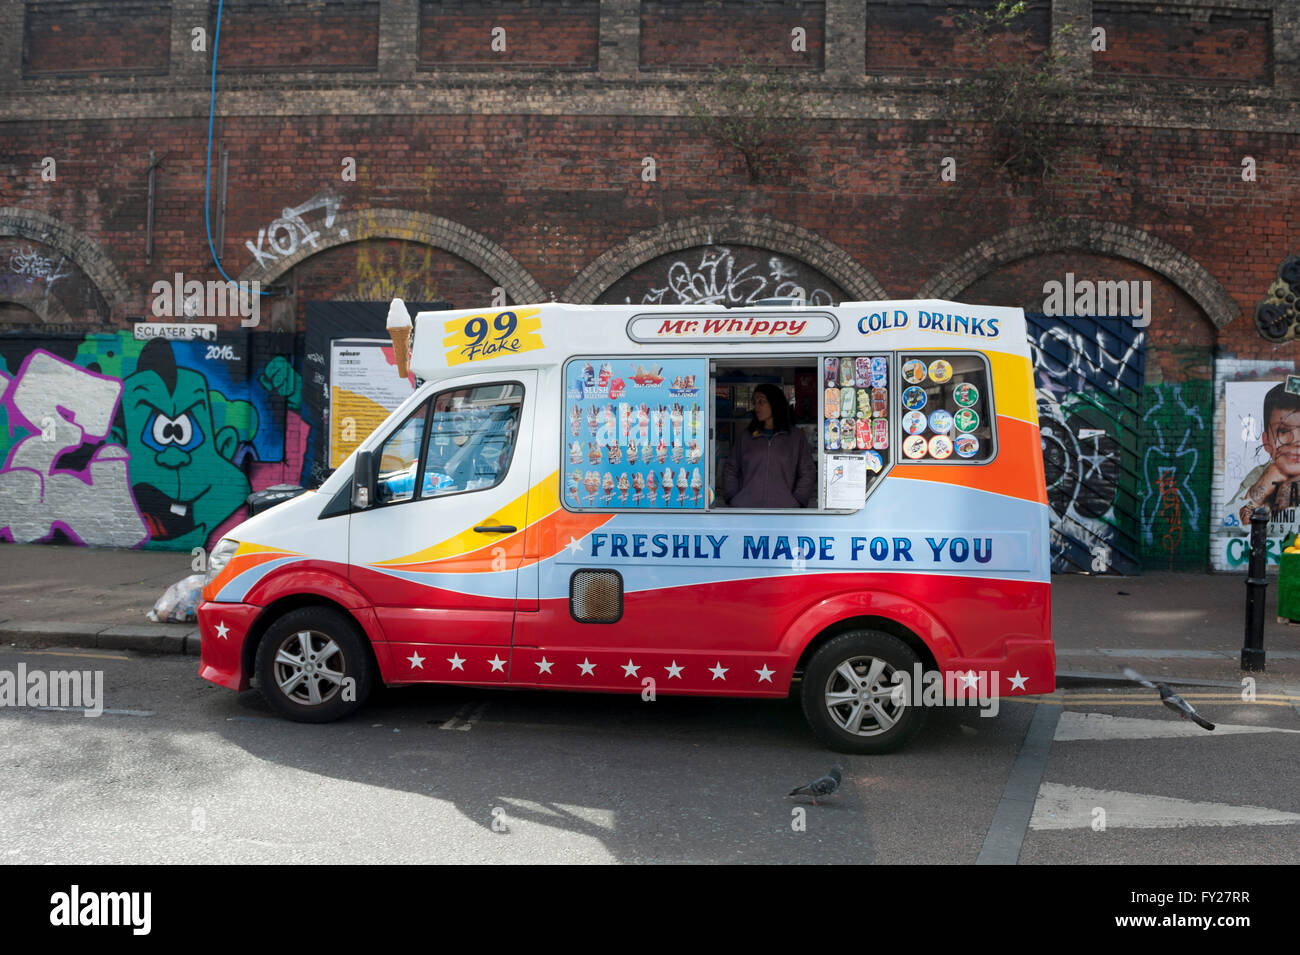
left=722, top=427, right=816, bottom=508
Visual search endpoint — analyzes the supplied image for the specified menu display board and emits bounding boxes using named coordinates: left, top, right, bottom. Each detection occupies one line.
left=822, top=355, right=889, bottom=504
left=564, top=357, right=708, bottom=509
left=897, top=354, right=994, bottom=462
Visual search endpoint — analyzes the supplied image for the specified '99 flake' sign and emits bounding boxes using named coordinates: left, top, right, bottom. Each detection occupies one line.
left=443, top=307, right=544, bottom=366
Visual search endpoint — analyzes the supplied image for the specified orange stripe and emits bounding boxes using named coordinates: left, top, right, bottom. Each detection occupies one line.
left=890, top=415, right=1047, bottom=504
left=202, top=550, right=293, bottom=601
left=384, top=508, right=613, bottom=574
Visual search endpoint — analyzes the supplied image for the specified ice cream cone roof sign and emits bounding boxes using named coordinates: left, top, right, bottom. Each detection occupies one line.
left=386, top=297, right=413, bottom=378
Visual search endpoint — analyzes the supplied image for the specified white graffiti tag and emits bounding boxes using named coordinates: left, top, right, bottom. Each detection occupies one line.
left=8, top=244, right=72, bottom=301
left=634, top=247, right=834, bottom=307
left=0, top=353, right=148, bottom=547
left=245, top=190, right=344, bottom=269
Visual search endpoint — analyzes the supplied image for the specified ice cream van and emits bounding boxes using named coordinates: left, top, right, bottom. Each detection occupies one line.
left=198, top=299, right=1053, bottom=753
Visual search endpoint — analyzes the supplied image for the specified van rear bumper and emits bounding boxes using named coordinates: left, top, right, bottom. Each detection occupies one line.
left=197, top=601, right=261, bottom=691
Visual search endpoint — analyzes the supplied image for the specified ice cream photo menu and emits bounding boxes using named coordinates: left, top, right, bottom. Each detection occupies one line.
left=564, top=357, right=709, bottom=509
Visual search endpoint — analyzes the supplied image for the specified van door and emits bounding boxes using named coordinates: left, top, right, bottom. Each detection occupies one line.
left=349, top=370, right=537, bottom=684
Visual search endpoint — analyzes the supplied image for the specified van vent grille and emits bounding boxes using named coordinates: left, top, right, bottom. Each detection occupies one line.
left=570, top=570, right=623, bottom=623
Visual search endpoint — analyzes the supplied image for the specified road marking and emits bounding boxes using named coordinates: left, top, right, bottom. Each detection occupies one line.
left=1030, top=783, right=1300, bottom=830
left=440, top=701, right=488, bottom=731
left=976, top=702, right=1060, bottom=865
left=0, top=649, right=130, bottom=662
left=28, top=706, right=154, bottom=717
left=1055, top=712, right=1300, bottom=740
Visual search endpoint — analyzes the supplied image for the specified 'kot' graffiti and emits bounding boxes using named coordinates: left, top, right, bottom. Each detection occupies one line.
left=0, top=333, right=306, bottom=550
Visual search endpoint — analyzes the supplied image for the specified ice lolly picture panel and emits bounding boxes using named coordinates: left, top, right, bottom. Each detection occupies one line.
left=563, top=356, right=709, bottom=510
left=896, top=352, right=995, bottom=463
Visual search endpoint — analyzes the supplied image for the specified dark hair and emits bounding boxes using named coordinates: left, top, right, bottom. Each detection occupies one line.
left=748, top=382, right=792, bottom=433
left=1264, top=382, right=1300, bottom=429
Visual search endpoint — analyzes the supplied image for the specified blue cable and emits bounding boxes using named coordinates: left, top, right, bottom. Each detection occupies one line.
left=204, top=0, right=267, bottom=293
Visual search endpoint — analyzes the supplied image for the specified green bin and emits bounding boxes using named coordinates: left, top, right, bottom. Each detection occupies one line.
left=1277, top=550, right=1300, bottom=622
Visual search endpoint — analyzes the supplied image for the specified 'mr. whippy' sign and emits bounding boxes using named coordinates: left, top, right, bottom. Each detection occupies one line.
left=627, top=311, right=839, bottom=343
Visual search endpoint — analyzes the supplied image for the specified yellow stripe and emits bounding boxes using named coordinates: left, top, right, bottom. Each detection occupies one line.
left=234, top=541, right=298, bottom=557
left=375, top=470, right=560, bottom=565
left=987, top=351, right=1037, bottom=426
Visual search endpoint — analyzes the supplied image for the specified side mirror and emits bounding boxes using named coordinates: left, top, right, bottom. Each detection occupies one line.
left=351, top=450, right=376, bottom=510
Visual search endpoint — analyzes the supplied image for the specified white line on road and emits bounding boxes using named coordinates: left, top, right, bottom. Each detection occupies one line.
left=30, top=706, right=154, bottom=717
left=1056, top=711, right=1300, bottom=740
left=1030, top=783, right=1300, bottom=830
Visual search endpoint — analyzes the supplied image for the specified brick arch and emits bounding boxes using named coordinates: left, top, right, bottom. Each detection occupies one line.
left=562, top=216, right=889, bottom=304
left=916, top=219, right=1238, bottom=329
left=0, top=206, right=130, bottom=310
left=237, top=208, right=547, bottom=304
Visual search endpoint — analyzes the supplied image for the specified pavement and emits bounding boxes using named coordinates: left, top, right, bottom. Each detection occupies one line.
left=2, top=542, right=1298, bottom=689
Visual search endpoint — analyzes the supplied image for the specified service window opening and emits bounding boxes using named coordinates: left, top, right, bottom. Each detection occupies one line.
left=713, top=359, right=819, bottom=508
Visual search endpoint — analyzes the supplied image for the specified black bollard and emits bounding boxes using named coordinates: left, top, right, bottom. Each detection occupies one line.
left=1242, top=506, right=1268, bottom=672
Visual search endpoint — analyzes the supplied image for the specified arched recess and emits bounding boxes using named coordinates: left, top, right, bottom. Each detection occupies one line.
left=237, top=208, right=547, bottom=305
left=0, top=206, right=130, bottom=312
left=563, top=216, right=889, bottom=304
left=916, top=219, right=1238, bottom=329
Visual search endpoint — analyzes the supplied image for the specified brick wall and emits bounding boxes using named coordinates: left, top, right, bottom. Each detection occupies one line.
left=1092, top=3, right=1272, bottom=85
left=865, top=1, right=1050, bottom=75
left=215, top=0, right=380, bottom=72
left=22, top=0, right=171, bottom=77
left=418, top=0, right=599, bottom=70
left=639, top=0, right=825, bottom=70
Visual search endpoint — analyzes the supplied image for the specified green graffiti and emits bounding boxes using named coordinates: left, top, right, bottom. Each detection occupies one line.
left=1141, top=382, right=1212, bottom=570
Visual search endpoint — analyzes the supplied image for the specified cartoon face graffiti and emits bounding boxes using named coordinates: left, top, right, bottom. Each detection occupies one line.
left=113, top=339, right=250, bottom=547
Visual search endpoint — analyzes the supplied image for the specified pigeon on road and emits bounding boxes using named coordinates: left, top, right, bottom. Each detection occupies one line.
left=789, top=765, right=842, bottom=805
left=1121, top=668, right=1216, bottom=731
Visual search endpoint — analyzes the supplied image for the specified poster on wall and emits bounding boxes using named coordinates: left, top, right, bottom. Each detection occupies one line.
left=1221, top=380, right=1300, bottom=563
left=563, top=357, right=708, bottom=509
left=329, top=338, right=414, bottom=468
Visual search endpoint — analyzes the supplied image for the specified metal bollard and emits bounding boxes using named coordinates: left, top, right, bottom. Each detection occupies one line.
left=1242, top=506, right=1268, bottom=672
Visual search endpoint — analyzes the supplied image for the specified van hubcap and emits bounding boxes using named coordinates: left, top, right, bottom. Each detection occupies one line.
left=274, top=630, right=345, bottom=706
left=824, top=655, right=904, bottom=736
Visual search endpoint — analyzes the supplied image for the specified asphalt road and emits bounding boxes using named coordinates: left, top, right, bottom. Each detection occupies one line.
left=1, top=646, right=1298, bottom=864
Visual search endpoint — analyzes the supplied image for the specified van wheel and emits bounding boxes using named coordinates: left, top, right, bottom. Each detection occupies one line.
left=255, top=606, right=373, bottom=723
left=800, top=630, right=928, bottom=754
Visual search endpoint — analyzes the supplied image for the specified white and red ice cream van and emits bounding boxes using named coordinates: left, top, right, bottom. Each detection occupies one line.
left=198, top=299, right=1053, bottom=752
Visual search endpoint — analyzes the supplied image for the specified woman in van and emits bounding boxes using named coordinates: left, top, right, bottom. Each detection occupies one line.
left=723, top=383, right=815, bottom=508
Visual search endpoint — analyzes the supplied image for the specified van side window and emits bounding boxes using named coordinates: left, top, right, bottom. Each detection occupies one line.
left=422, top=383, right=524, bottom=496
left=375, top=402, right=429, bottom=504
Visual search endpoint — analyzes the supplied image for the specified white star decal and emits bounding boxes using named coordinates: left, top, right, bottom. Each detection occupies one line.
left=664, top=660, right=684, bottom=679
left=448, top=653, right=466, bottom=671
left=709, top=662, right=728, bottom=681
left=536, top=656, right=554, bottom=674
left=755, top=664, right=775, bottom=683
left=578, top=658, right=596, bottom=676
left=488, top=655, right=506, bottom=673
left=215, top=621, right=229, bottom=640
left=407, top=652, right=425, bottom=670
left=565, top=536, right=584, bottom=554
left=621, top=659, right=640, bottom=677
left=959, top=670, right=979, bottom=689
left=1008, top=671, right=1028, bottom=691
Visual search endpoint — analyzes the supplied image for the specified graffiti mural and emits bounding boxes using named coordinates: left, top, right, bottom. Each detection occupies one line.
left=0, top=331, right=306, bottom=551
left=1253, top=253, right=1300, bottom=343
left=1027, top=314, right=1146, bottom=574
left=0, top=351, right=146, bottom=546
left=1139, top=381, right=1211, bottom=570
left=598, top=245, right=843, bottom=307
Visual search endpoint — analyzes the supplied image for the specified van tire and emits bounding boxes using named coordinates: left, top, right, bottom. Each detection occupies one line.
left=255, top=606, right=373, bottom=723
left=800, top=630, right=928, bottom=754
